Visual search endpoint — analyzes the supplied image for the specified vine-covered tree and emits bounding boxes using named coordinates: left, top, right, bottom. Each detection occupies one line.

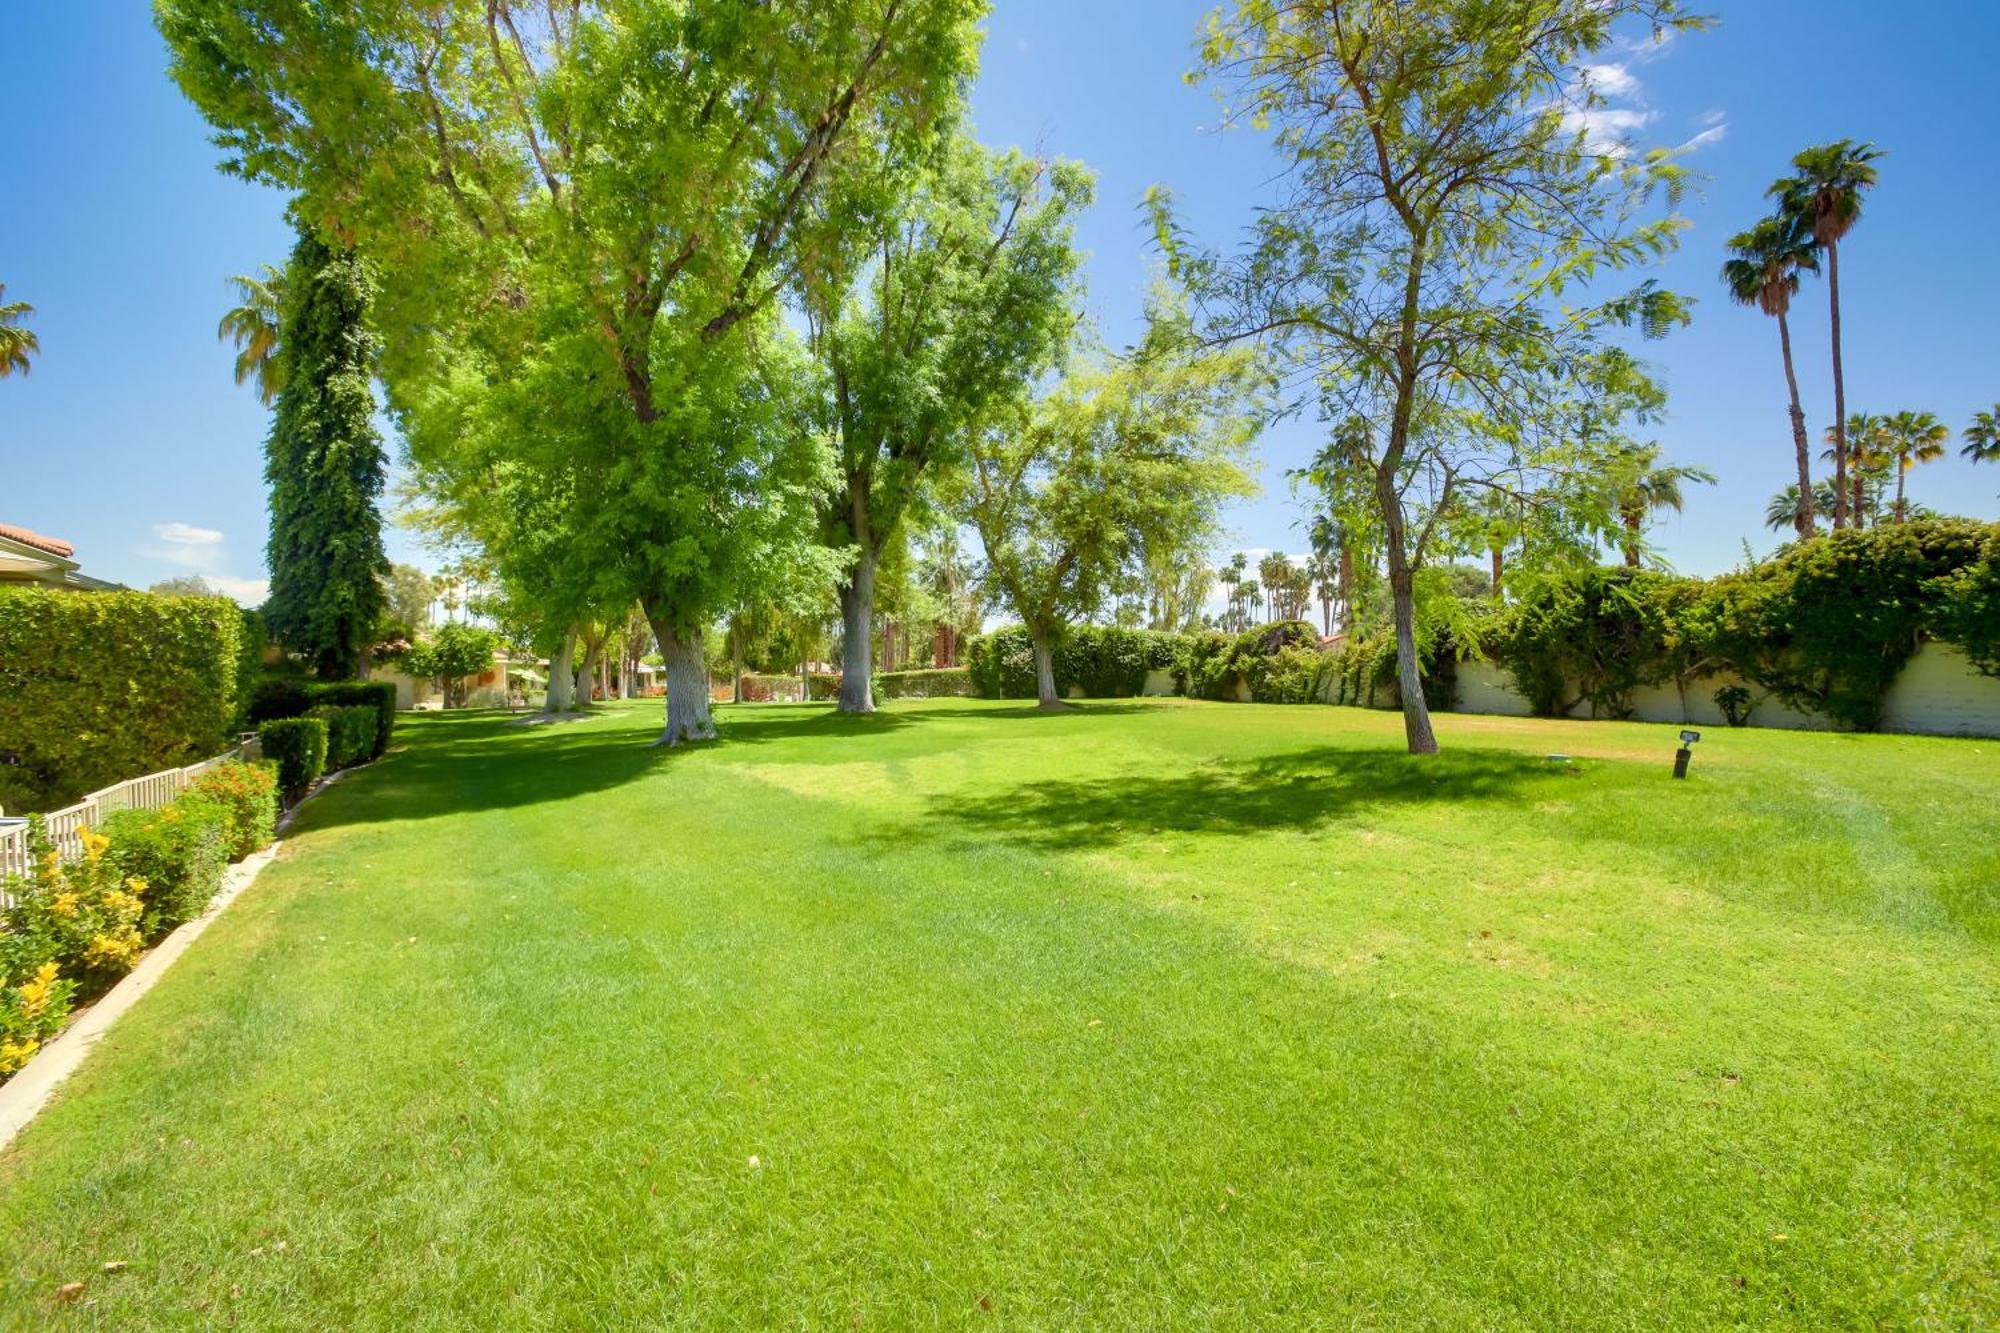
left=1771, top=140, right=1884, bottom=530
left=263, top=227, right=388, bottom=680
left=808, top=142, right=1091, bottom=712
left=1157, top=0, right=1701, bottom=753
left=1722, top=216, right=1819, bottom=537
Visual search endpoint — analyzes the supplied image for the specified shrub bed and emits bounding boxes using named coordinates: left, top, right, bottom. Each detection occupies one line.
left=967, top=626, right=1182, bottom=699
left=1, top=762, right=280, bottom=1086
left=188, top=760, right=280, bottom=859
left=251, top=679, right=396, bottom=757
left=875, top=668, right=977, bottom=699
left=258, top=717, right=328, bottom=801
left=0, top=587, right=251, bottom=814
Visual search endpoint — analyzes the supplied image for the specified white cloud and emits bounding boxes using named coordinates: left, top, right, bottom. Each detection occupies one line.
left=1581, top=62, right=1640, bottom=98
left=1564, top=105, right=1657, bottom=156
left=154, top=521, right=224, bottom=546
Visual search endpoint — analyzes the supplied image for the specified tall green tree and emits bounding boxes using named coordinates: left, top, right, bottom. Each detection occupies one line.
left=965, top=302, right=1259, bottom=708
left=808, top=142, right=1091, bottom=712
left=263, top=227, right=388, bottom=680
left=1772, top=140, right=1883, bottom=531
left=217, top=264, right=286, bottom=404
left=1881, top=410, right=1950, bottom=522
left=159, top=0, right=986, bottom=747
left=1722, top=215, right=1820, bottom=537
left=0, top=284, right=38, bottom=378
left=1157, top=0, right=1700, bottom=754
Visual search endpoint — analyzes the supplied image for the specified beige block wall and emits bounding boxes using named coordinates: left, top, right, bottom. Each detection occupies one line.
left=1448, top=643, right=1999, bottom=739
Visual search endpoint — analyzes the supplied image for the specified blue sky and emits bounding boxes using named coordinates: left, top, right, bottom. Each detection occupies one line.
left=4, top=1, right=1997, bottom=601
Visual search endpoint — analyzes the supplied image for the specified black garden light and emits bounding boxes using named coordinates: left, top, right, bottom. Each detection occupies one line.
left=1673, top=729, right=1701, bottom=779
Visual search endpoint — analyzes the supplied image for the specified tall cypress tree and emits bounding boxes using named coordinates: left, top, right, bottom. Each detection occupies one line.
left=263, top=226, right=388, bottom=679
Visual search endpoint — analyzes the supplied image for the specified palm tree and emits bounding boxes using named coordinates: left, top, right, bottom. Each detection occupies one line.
left=1257, top=553, right=1291, bottom=622
left=1771, top=140, right=1883, bottom=530
left=1238, top=579, right=1260, bottom=628
left=1609, top=446, right=1715, bottom=567
left=0, top=284, right=39, bottom=378
left=217, top=264, right=287, bottom=404
left=1964, top=406, right=2000, bottom=465
left=1722, top=216, right=1821, bottom=537
left=1765, top=481, right=1840, bottom=535
left=1823, top=414, right=1890, bottom=528
left=1879, top=410, right=1950, bottom=522
left=1218, top=552, right=1247, bottom=631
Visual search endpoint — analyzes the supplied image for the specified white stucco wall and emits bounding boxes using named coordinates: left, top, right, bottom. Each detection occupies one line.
left=1446, top=642, right=2000, bottom=739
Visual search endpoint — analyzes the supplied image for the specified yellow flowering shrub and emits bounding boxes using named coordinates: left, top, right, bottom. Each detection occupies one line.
left=5, top=818, right=146, bottom=986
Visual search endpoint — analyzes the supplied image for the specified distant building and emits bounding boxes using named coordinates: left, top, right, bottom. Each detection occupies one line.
left=0, top=523, right=121, bottom=592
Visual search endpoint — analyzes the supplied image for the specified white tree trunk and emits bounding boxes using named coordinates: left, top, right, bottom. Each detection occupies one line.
left=1030, top=625, right=1065, bottom=710
left=545, top=629, right=577, bottom=714
left=837, top=546, right=877, bottom=713
left=574, top=639, right=601, bottom=708
left=642, top=605, right=716, bottom=746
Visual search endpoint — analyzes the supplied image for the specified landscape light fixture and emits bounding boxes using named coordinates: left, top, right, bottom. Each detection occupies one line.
left=1673, top=730, right=1701, bottom=780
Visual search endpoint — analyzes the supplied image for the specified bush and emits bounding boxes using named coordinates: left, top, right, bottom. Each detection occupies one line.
left=1929, top=533, right=2000, bottom=677
left=0, top=937, right=71, bottom=1080
left=1499, top=568, right=1685, bottom=719
left=1180, top=622, right=1333, bottom=703
left=102, top=797, right=231, bottom=938
left=3, top=821, right=145, bottom=988
left=310, top=704, right=377, bottom=771
left=250, top=679, right=395, bottom=756
left=0, top=587, right=247, bottom=814
left=187, top=760, right=279, bottom=859
left=259, top=717, right=328, bottom=800
left=874, top=668, right=977, bottom=699
left=968, top=626, right=1184, bottom=699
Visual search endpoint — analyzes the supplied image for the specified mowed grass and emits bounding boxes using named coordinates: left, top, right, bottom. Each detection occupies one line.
left=1, top=699, right=1996, bottom=1328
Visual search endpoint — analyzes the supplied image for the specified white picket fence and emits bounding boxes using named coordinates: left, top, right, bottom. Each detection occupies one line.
left=0, top=739, right=261, bottom=888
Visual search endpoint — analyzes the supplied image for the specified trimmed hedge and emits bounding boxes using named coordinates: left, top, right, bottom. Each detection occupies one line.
left=0, top=588, right=250, bottom=815
left=309, top=704, right=377, bottom=771
left=875, top=668, right=977, bottom=699
left=251, top=679, right=395, bottom=757
left=258, top=717, right=328, bottom=800
left=967, top=626, right=1182, bottom=700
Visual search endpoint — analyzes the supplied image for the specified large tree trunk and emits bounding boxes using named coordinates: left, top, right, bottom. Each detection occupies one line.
left=545, top=630, right=576, bottom=714
left=837, top=545, right=877, bottom=714
left=1827, top=240, right=1850, bottom=530
left=574, top=637, right=602, bottom=709
left=1029, top=624, right=1065, bottom=709
left=1778, top=311, right=1815, bottom=537
left=1490, top=546, right=1504, bottom=598
left=643, top=610, right=717, bottom=746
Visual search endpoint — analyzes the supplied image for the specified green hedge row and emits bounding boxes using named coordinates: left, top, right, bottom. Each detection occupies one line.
left=310, top=704, right=378, bottom=770
left=258, top=717, right=328, bottom=800
left=875, top=668, right=977, bottom=699
left=249, top=678, right=395, bottom=757
left=1498, top=521, right=2000, bottom=728
left=966, top=626, right=1183, bottom=700
left=0, top=588, right=258, bottom=815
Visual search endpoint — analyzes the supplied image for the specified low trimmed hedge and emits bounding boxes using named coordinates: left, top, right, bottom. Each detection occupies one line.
left=251, top=679, right=395, bottom=757
left=875, top=668, right=976, bottom=699
left=258, top=717, right=327, bottom=800
left=310, top=704, right=377, bottom=771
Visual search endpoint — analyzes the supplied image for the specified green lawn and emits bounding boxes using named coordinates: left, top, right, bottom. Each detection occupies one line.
left=2, top=699, right=1995, bottom=1327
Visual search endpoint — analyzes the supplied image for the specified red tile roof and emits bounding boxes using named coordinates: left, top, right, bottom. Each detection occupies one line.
left=0, top=523, right=75, bottom=558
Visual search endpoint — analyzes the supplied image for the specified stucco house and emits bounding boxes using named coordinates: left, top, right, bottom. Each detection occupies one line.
left=0, top=523, right=120, bottom=592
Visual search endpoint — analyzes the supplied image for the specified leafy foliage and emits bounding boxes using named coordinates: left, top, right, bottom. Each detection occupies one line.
left=103, top=798, right=231, bottom=939
left=187, top=760, right=279, bottom=860
left=967, top=626, right=1183, bottom=700
left=0, top=588, right=248, bottom=814
left=873, top=668, right=978, bottom=700
left=262, top=227, right=389, bottom=679
left=309, top=705, right=378, bottom=772
left=257, top=718, right=328, bottom=801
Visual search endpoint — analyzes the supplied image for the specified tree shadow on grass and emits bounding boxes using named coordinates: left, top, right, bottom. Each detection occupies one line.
left=921, top=747, right=1561, bottom=852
